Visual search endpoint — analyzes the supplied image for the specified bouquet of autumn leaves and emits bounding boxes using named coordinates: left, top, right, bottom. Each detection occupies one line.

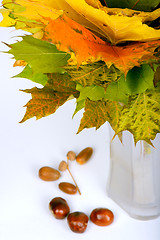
left=0, top=0, right=160, bottom=145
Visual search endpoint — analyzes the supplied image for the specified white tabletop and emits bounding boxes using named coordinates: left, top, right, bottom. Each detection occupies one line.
left=0, top=26, right=160, bottom=240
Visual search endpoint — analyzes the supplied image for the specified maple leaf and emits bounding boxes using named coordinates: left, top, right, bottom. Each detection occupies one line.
left=0, top=0, right=64, bottom=36
left=7, top=35, right=71, bottom=73
left=77, top=80, right=160, bottom=145
left=115, top=83, right=160, bottom=145
left=1, top=0, right=160, bottom=44
left=76, top=84, right=105, bottom=101
left=47, top=73, right=78, bottom=96
left=104, top=0, right=160, bottom=11
left=65, top=61, right=120, bottom=117
left=33, top=0, right=103, bottom=35
left=14, top=65, right=48, bottom=86
left=65, top=0, right=160, bottom=44
left=1, top=0, right=63, bottom=24
left=1, top=0, right=160, bottom=145
left=1, top=1, right=160, bottom=75
left=104, top=75, right=129, bottom=104
left=125, top=63, right=156, bottom=94
left=105, top=64, right=156, bottom=104
left=0, top=8, right=16, bottom=27
left=77, top=98, right=122, bottom=133
left=65, top=62, right=120, bottom=88
left=73, top=63, right=157, bottom=115
left=0, top=0, right=101, bottom=36
left=73, top=83, right=107, bottom=117
left=73, top=99, right=86, bottom=117
left=20, top=73, right=79, bottom=122
left=44, top=15, right=160, bottom=74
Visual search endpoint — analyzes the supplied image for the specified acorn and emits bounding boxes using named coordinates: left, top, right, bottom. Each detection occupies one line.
left=49, top=197, right=70, bottom=219
left=59, top=182, right=77, bottom=195
left=67, top=212, right=89, bottom=233
left=90, top=208, right=114, bottom=226
left=67, top=151, right=76, bottom=161
left=58, top=160, right=68, bottom=171
left=76, top=147, right=93, bottom=164
left=39, top=166, right=60, bottom=181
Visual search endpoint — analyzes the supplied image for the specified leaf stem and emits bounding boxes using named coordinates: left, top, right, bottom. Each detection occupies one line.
left=103, top=0, right=108, bottom=7
left=131, top=0, right=141, bottom=9
left=67, top=159, right=81, bottom=195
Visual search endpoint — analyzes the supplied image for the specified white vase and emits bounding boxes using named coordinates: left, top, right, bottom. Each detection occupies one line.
left=107, top=128, right=160, bottom=220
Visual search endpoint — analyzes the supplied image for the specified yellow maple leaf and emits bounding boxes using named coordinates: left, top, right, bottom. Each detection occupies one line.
left=1, top=0, right=160, bottom=44
left=0, top=9, right=16, bottom=27
left=65, top=0, right=160, bottom=44
left=35, top=0, right=102, bottom=32
left=1, top=0, right=104, bottom=37
left=1, top=0, right=63, bottom=26
left=16, top=0, right=63, bottom=22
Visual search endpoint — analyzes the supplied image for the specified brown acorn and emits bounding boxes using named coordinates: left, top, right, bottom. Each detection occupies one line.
left=49, top=197, right=70, bottom=219
left=76, top=147, right=93, bottom=165
left=58, top=161, right=68, bottom=172
left=90, top=208, right=114, bottom=226
left=67, top=212, right=89, bottom=233
left=59, top=182, right=77, bottom=195
left=39, top=166, right=60, bottom=181
left=67, top=151, right=76, bottom=161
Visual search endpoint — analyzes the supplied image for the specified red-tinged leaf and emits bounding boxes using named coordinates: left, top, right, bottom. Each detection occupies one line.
left=20, top=73, right=79, bottom=122
left=77, top=98, right=122, bottom=133
left=44, top=15, right=160, bottom=74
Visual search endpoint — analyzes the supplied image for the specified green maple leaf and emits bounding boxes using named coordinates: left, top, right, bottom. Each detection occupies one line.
left=77, top=98, right=122, bottom=133
left=20, top=73, right=79, bottom=122
left=104, top=75, right=129, bottom=104
left=73, top=63, right=156, bottom=115
left=65, top=62, right=120, bottom=88
left=73, top=99, right=86, bottom=117
left=14, top=65, right=48, bottom=86
left=73, top=83, right=106, bottom=116
left=126, top=64, right=155, bottom=94
left=7, top=36, right=71, bottom=74
left=64, top=62, right=120, bottom=116
left=104, top=64, right=156, bottom=104
left=104, top=0, right=160, bottom=11
left=115, top=83, right=160, bottom=145
left=76, top=84, right=105, bottom=101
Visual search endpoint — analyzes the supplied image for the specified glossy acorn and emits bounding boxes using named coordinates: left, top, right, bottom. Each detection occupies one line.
left=90, top=208, right=114, bottom=226
left=76, top=147, right=93, bottom=165
left=67, top=212, right=89, bottom=233
left=49, top=197, right=70, bottom=219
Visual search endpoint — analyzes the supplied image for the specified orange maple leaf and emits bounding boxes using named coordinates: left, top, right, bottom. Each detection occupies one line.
left=44, top=15, right=160, bottom=74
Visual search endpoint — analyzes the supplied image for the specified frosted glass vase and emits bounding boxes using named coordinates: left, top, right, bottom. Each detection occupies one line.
left=107, top=129, right=160, bottom=220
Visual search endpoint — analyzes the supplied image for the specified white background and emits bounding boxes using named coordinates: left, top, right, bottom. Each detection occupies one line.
left=0, top=24, right=160, bottom=240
